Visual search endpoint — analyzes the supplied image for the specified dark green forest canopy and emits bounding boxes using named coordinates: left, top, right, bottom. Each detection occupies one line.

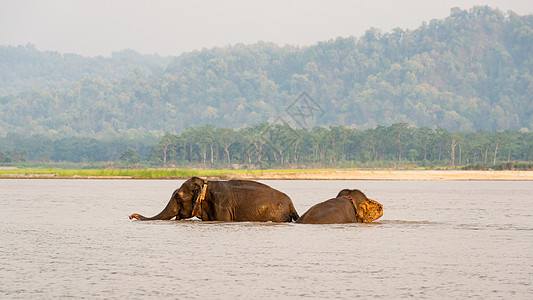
left=148, top=124, right=533, bottom=169
left=2, top=124, right=532, bottom=169
left=0, top=6, right=532, bottom=139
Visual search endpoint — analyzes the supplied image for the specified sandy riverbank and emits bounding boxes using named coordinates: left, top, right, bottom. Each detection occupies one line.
left=222, top=170, right=533, bottom=181
left=3, top=169, right=533, bottom=181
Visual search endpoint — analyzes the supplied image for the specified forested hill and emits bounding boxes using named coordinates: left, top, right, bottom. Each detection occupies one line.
left=1, top=6, right=532, bottom=138
left=0, top=45, right=173, bottom=96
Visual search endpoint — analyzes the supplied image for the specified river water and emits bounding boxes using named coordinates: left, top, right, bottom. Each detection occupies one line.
left=1, top=179, right=531, bottom=299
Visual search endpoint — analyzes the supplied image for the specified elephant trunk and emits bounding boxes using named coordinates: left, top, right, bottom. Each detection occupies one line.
left=129, top=194, right=180, bottom=221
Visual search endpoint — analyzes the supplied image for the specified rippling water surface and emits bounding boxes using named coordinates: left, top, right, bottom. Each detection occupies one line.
left=1, top=179, right=531, bottom=299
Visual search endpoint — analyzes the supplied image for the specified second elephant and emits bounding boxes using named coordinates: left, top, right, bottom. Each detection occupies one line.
left=296, top=189, right=383, bottom=224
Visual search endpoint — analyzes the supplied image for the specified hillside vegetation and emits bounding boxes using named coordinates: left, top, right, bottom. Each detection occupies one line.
left=0, top=7, right=532, bottom=139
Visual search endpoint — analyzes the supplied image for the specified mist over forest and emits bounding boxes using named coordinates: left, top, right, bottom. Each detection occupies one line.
left=1, top=6, right=532, bottom=166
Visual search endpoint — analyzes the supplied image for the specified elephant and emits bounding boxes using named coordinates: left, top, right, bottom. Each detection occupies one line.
left=295, top=189, right=383, bottom=224
left=129, top=177, right=299, bottom=222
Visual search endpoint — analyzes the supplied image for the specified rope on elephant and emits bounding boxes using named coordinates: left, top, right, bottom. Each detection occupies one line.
left=191, top=181, right=208, bottom=219
left=339, top=195, right=356, bottom=209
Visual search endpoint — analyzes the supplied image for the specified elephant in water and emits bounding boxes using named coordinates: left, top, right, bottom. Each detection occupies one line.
left=129, top=177, right=299, bottom=222
left=296, top=189, right=383, bottom=224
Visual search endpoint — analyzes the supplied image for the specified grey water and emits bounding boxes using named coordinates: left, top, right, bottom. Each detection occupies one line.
left=0, top=179, right=531, bottom=299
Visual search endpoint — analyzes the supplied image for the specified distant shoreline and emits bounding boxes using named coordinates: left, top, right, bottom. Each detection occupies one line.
left=2, top=170, right=533, bottom=181
left=222, top=170, right=533, bottom=181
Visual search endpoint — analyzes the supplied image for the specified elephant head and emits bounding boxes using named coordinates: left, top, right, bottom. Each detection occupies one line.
left=129, top=177, right=205, bottom=221
left=337, top=189, right=383, bottom=223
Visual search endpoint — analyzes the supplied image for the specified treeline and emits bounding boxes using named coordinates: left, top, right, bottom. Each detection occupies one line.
left=0, top=133, right=156, bottom=163
left=1, top=6, right=532, bottom=138
left=150, top=124, right=533, bottom=169
left=2, top=124, right=532, bottom=169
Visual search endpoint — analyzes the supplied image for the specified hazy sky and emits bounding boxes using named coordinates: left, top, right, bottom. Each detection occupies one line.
left=1, top=0, right=532, bottom=57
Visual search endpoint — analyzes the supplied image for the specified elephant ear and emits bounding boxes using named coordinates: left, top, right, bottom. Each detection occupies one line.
left=190, top=182, right=205, bottom=217
left=190, top=182, right=202, bottom=204
left=182, top=178, right=201, bottom=198
left=336, top=189, right=351, bottom=198
left=337, top=189, right=368, bottom=203
left=193, top=182, right=201, bottom=193
left=356, top=198, right=383, bottom=223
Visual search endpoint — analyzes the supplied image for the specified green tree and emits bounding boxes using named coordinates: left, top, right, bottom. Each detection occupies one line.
left=119, top=148, right=141, bottom=167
